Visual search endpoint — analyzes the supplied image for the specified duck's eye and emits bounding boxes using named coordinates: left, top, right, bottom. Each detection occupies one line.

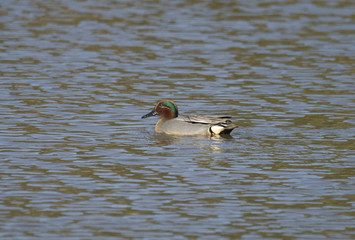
left=161, top=103, right=170, bottom=108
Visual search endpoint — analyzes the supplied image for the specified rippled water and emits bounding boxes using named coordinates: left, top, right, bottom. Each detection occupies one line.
left=1, top=0, right=354, bottom=239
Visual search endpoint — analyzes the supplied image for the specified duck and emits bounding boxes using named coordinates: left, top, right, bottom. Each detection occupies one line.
left=141, top=100, right=237, bottom=136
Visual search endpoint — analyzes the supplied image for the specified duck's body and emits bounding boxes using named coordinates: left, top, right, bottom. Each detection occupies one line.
left=142, top=100, right=237, bottom=136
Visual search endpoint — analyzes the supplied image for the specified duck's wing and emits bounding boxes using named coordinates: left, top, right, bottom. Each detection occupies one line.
left=181, top=115, right=237, bottom=135
left=179, top=115, right=233, bottom=125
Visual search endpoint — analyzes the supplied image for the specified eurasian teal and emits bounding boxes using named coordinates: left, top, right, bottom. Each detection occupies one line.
left=142, top=100, right=237, bottom=136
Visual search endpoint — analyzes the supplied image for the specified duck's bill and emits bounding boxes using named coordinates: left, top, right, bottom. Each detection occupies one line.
left=141, top=109, right=158, bottom=119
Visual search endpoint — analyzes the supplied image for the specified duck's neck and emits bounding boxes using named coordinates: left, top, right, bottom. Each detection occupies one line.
left=160, top=108, right=176, bottom=120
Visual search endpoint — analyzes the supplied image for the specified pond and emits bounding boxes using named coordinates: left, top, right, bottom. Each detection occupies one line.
left=0, top=0, right=354, bottom=239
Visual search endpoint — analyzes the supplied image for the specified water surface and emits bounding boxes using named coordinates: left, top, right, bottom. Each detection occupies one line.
left=1, top=0, right=354, bottom=239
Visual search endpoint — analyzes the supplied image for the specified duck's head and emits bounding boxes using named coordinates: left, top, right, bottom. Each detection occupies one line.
left=142, top=100, right=179, bottom=120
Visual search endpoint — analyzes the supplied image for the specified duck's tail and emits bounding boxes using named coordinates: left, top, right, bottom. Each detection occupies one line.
left=209, top=121, right=238, bottom=135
